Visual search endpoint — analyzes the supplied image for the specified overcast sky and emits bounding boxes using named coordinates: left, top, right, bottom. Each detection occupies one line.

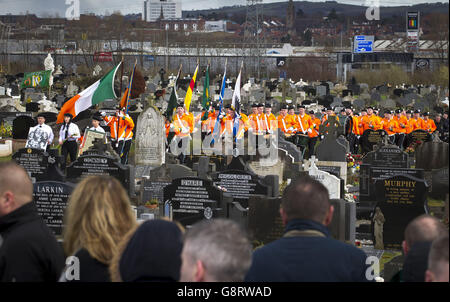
left=0, top=0, right=448, bottom=16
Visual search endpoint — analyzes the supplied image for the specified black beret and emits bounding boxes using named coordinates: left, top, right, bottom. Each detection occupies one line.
left=280, top=104, right=289, bottom=110
left=395, top=109, right=402, bottom=114
left=297, top=104, right=305, bottom=109
left=64, top=113, right=73, bottom=118
left=176, top=103, right=185, bottom=108
left=36, top=112, right=46, bottom=118
left=257, top=103, right=264, bottom=107
left=265, top=103, right=272, bottom=108
left=92, top=115, right=103, bottom=121
left=308, top=110, right=315, bottom=115
left=288, top=105, right=295, bottom=110
left=423, top=111, right=430, bottom=116
left=414, top=109, right=421, bottom=114
left=251, top=103, right=258, bottom=108
left=366, top=106, right=373, bottom=110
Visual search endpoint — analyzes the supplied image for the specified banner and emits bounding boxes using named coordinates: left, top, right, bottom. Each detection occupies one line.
left=21, top=70, right=52, bottom=89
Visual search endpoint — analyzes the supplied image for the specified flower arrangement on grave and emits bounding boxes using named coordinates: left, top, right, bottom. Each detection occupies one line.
left=0, top=122, right=12, bottom=138
left=405, top=140, right=423, bottom=154
left=144, top=198, right=158, bottom=209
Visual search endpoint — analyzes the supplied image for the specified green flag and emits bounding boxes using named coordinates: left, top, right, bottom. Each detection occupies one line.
left=201, top=65, right=210, bottom=121
left=21, top=70, right=52, bottom=89
left=165, top=86, right=178, bottom=119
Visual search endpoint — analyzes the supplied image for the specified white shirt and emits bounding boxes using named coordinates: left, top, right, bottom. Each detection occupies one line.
left=59, top=122, right=80, bottom=143
left=26, top=123, right=54, bottom=150
left=89, top=126, right=105, bottom=134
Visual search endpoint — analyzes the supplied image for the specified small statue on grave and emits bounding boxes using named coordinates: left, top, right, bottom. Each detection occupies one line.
left=373, top=207, right=385, bottom=250
left=44, top=53, right=55, bottom=72
left=93, top=65, right=102, bottom=77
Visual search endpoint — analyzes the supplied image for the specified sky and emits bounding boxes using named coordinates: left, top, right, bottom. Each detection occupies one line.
left=0, top=0, right=448, bottom=16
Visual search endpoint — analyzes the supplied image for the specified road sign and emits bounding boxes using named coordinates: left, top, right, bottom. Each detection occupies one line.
left=353, top=36, right=374, bottom=53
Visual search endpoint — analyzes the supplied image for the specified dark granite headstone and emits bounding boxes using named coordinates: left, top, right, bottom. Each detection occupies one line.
left=430, top=168, right=449, bottom=200
left=248, top=195, right=283, bottom=246
left=360, top=129, right=388, bottom=154
left=316, top=116, right=346, bottom=162
left=12, top=148, right=49, bottom=182
left=12, top=115, right=36, bottom=139
left=212, top=169, right=269, bottom=209
left=25, top=102, right=40, bottom=112
left=359, top=165, right=424, bottom=203
left=373, top=174, right=428, bottom=250
left=163, top=177, right=223, bottom=227
left=415, top=141, right=449, bottom=170
left=66, top=153, right=131, bottom=193
left=33, top=181, right=75, bottom=236
left=407, top=130, right=431, bottom=146
left=363, top=145, right=409, bottom=168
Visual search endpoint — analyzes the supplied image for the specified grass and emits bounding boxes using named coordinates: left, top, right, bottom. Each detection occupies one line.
left=0, top=155, right=12, bottom=162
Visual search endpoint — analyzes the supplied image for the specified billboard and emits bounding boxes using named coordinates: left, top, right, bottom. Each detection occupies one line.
left=407, top=12, right=419, bottom=31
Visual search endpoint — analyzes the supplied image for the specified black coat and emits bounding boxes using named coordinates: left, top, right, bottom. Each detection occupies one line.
left=245, top=219, right=371, bottom=282
left=0, top=202, right=65, bottom=282
left=64, top=248, right=111, bottom=282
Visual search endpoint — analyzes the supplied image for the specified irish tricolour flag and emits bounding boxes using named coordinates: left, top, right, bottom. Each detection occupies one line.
left=57, top=63, right=121, bottom=124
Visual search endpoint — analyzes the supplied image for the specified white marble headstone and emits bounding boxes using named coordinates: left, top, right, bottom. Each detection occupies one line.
left=307, top=156, right=341, bottom=199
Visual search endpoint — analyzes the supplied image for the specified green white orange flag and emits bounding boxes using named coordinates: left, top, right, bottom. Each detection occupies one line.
left=183, top=64, right=199, bottom=113
left=57, top=63, right=121, bottom=123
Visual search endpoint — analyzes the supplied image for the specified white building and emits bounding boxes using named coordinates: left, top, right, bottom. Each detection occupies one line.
left=143, top=0, right=182, bottom=22
left=204, top=20, right=227, bottom=32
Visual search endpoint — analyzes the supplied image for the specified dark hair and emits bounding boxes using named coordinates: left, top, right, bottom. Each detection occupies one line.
left=281, top=176, right=330, bottom=223
left=404, top=214, right=447, bottom=247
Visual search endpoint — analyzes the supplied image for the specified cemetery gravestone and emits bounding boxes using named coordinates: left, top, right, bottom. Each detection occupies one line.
left=12, top=148, right=49, bottom=182
left=33, top=181, right=75, bottom=236
left=360, top=129, right=388, bottom=154
left=163, top=177, right=223, bottom=227
left=373, top=174, right=428, bottom=250
left=135, top=106, right=165, bottom=167
left=248, top=195, right=284, bottom=246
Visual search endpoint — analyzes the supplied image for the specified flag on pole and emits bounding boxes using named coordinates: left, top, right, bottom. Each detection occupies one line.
left=21, top=70, right=52, bottom=89
left=183, top=64, right=199, bottom=113
left=201, top=65, right=211, bottom=121
left=211, top=63, right=227, bottom=143
left=165, top=86, right=178, bottom=119
left=57, top=63, right=121, bottom=124
left=232, top=66, right=242, bottom=138
left=120, top=61, right=137, bottom=113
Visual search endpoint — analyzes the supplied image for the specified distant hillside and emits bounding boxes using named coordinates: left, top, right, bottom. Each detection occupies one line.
left=183, top=1, right=449, bottom=19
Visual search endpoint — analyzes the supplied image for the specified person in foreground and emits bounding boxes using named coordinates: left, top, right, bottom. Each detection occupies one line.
left=110, top=219, right=184, bottom=282
left=425, top=234, right=449, bottom=282
left=180, top=219, right=252, bottom=282
left=0, top=162, right=64, bottom=282
left=61, top=176, right=137, bottom=282
left=245, top=176, right=370, bottom=282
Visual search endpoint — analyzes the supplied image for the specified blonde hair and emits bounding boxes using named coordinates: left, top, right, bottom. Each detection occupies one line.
left=63, top=176, right=137, bottom=265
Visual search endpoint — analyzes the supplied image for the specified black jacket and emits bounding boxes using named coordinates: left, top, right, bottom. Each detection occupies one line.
left=64, top=248, right=111, bottom=282
left=0, top=202, right=65, bottom=282
left=245, top=219, right=371, bottom=282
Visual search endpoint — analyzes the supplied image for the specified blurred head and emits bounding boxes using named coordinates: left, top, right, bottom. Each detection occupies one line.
left=361, top=110, right=367, bottom=116
left=298, top=106, right=306, bottom=115
left=288, top=108, right=295, bottom=115
left=92, top=119, right=100, bottom=128
left=346, top=108, right=353, bottom=115
left=435, top=115, right=441, bottom=123
left=176, top=105, right=185, bottom=115
left=37, top=116, right=45, bottom=125
left=367, top=108, right=374, bottom=115
left=257, top=104, right=264, bottom=114
left=63, top=176, right=137, bottom=265
left=180, top=219, right=252, bottom=282
left=0, top=162, right=33, bottom=217
left=251, top=107, right=258, bottom=114
left=264, top=107, right=272, bottom=115
left=443, top=112, right=448, bottom=119
left=402, top=214, right=447, bottom=256
left=425, top=234, right=449, bottom=282
left=280, top=176, right=333, bottom=226
left=280, top=108, right=287, bottom=116
left=110, top=219, right=184, bottom=282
